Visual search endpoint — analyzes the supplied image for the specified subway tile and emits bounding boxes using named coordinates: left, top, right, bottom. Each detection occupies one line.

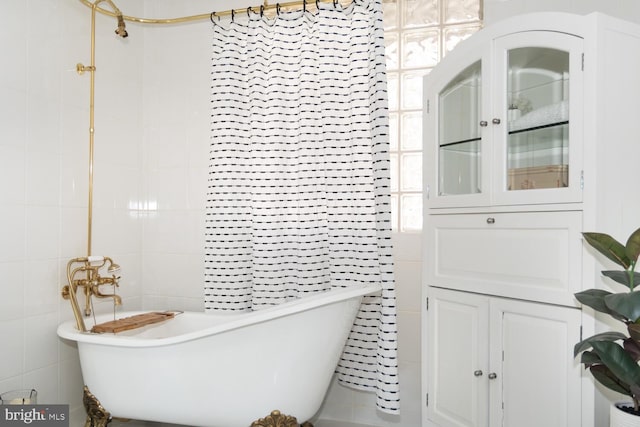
left=59, top=207, right=88, bottom=259
left=0, top=261, right=25, bottom=321
left=146, top=168, right=188, bottom=210
left=60, top=150, right=89, bottom=208
left=24, top=259, right=59, bottom=316
left=25, top=151, right=61, bottom=206
left=0, top=206, right=26, bottom=262
left=0, top=2, right=27, bottom=94
left=25, top=206, right=61, bottom=260
left=0, top=318, right=24, bottom=381
left=0, top=145, right=25, bottom=205
left=24, top=313, right=59, bottom=371
left=25, top=99, right=62, bottom=155
left=0, top=88, right=27, bottom=149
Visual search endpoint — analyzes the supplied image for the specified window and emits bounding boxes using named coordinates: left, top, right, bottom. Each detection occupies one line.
left=383, top=0, right=483, bottom=232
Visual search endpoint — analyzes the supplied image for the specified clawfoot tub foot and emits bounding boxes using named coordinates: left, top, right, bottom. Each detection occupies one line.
left=250, top=409, right=314, bottom=427
left=82, top=386, right=112, bottom=427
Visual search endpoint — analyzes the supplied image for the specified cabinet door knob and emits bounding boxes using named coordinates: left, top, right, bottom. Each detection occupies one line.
left=479, top=120, right=488, bottom=127
left=492, top=118, right=501, bottom=124
left=486, top=217, right=495, bottom=224
left=488, top=372, right=497, bottom=380
left=473, top=370, right=483, bottom=377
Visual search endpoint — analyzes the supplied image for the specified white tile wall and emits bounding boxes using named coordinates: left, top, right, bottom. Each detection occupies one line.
left=0, top=0, right=146, bottom=416
left=2, top=0, right=639, bottom=426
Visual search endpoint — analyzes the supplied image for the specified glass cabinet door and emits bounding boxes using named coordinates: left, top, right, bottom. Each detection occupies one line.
left=426, top=30, right=583, bottom=208
left=437, top=61, right=482, bottom=196
left=506, top=47, right=570, bottom=191
left=493, top=31, right=583, bottom=205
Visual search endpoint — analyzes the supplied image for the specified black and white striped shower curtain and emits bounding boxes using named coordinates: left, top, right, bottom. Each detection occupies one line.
left=204, top=0, right=399, bottom=413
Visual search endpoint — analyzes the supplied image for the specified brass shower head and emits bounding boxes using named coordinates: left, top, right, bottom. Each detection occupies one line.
left=107, top=259, right=121, bottom=273
left=115, top=14, right=128, bottom=38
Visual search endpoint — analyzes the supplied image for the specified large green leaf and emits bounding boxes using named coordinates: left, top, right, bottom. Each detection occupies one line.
left=626, top=227, right=640, bottom=262
left=575, top=289, right=614, bottom=315
left=574, top=331, right=628, bottom=356
left=590, top=364, right=633, bottom=396
left=591, top=341, right=640, bottom=392
left=605, top=291, right=640, bottom=322
left=580, top=350, right=602, bottom=366
left=602, top=271, right=640, bottom=290
left=583, top=232, right=630, bottom=269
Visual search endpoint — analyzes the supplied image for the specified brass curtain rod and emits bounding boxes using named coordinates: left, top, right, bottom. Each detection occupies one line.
left=79, top=0, right=350, bottom=25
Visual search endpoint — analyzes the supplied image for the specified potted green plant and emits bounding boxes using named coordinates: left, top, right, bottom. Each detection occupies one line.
left=574, top=227, right=640, bottom=426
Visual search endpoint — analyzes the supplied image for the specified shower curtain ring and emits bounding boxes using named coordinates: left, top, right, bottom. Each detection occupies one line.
left=210, top=11, right=217, bottom=24
left=333, top=0, right=338, bottom=7
left=303, top=0, right=307, bottom=12
left=276, top=3, right=281, bottom=15
left=260, top=5, right=264, bottom=16
left=247, top=7, right=252, bottom=17
left=231, top=9, right=235, bottom=21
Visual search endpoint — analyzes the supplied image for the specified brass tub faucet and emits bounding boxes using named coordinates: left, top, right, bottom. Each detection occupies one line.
left=61, top=256, right=122, bottom=332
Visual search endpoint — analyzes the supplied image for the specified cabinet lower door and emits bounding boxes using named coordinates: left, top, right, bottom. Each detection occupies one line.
left=489, top=298, right=582, bottom=427
left=427, top=288, right=489, bottom=427
left=426, top=288, right=582, bottom=427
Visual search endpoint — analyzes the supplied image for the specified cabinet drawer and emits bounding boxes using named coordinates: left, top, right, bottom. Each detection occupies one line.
left=426, top=211, right=582, bottom=306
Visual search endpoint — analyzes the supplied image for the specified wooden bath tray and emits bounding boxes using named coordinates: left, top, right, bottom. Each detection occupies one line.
left=91, top=311, right=176, bottom=333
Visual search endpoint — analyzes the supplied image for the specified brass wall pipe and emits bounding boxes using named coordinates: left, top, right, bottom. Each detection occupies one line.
left=76, top=0, right=127, bottom=257
left=86, top=1, right=97, bottom=258
left=78, top=0, right=351, bottom=24
left=63, top=264, right=89, bottom=332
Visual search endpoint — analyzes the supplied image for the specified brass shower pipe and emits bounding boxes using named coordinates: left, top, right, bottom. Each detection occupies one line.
left=76, top=0, right=128, bottom=257
left=62, top=0, right=128, bottom=332
left=78, top=0, right=350, bottom=24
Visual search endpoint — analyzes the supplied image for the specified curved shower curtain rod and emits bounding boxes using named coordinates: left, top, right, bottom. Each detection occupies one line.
left=79, top=0, right=350, bottom=24
left=76, top=0, right=353, bottom=257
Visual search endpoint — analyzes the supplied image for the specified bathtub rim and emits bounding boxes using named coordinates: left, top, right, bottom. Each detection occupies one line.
left=57, top=283, right=382, bottom=348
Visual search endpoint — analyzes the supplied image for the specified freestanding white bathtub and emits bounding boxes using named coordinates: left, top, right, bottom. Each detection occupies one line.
left=57, top=284, right=381, bottom=427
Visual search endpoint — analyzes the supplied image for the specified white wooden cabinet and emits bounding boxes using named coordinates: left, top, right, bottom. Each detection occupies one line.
left=422, top=11, right=640, bottom=427
left=426, top=287, right=582, bottom=427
